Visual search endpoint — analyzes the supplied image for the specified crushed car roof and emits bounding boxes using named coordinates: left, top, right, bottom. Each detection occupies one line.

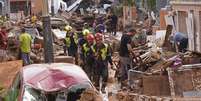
left=22, top=63, right=91, bottom=92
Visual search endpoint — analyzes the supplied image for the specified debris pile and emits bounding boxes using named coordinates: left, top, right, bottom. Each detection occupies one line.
left=109, top=47, right=201, bottom=100
left=109, top=91, right=201, bottom=101
left=79, top=89, right=103, bottom=101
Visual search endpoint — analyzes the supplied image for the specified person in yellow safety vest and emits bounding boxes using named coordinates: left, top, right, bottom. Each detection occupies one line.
left=64, top=25, right=79, bottom=64
left=31, top=14, right=37, bottom=24
left=82, top=28, right=90, bottom=36
left=63, top=25, right=72, bottom=55
left=19, top=28, right=32, bottom=66
left=93, top=33, right=113, bottom=93
left=81, top=34, right=96, bottom=80
left=82, top=23, right=91, bottom=36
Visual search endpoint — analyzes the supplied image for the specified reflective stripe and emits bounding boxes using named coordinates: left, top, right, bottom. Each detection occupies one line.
left=91, top=45, right=96, bottom=53
left=83, top=44, right=90, bottom=57
left=83, top=43, right=95, bottom=57
left=100, top=43, right=108, bottom=60
left=74, top=33, right=78, bottom=44
left=65, top=37, right=71, bottom=47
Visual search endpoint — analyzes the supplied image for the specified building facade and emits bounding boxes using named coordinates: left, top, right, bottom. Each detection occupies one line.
left=0, top=0, right=10, bottom=15
left=170, top=0, right=201, bottom=53
left=10, top=0, right=32, bottom=16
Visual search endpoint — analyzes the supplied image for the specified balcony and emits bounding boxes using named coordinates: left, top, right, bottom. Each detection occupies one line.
left=170, top=0, right=201, bottom=5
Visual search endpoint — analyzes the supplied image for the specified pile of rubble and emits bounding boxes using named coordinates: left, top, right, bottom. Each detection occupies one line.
left=79, top=89, right=103, bottom=101
left=107, top=28, right=201, bottom=100
left=109, top=91, right=201, bottom=101
left=110, top=45, right=201, bottom=100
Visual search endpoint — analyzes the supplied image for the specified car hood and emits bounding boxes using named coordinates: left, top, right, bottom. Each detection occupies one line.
left=22, top=63, right=91, bottom=92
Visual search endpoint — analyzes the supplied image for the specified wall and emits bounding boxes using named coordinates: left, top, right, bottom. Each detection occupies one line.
left=178, top=11, right=187, bottom=34
left=31, top=0, right=43, bottom=15
left=0, top=0, right=9, bottom=15
left=159, top=8, right=168, bottom=30
left=172, top=3, right=201, bottom=53
left=123, top=6, right=137, bottom=28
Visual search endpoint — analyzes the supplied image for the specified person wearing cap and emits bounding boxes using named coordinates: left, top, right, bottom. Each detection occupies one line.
left=82, top=23, right=90, bottom=36
left=93, top=33, right=113, bottom=92
left=81, top=34, right=96, bottom=80
left=78, top=29, right=90, bottom=66
left=31, top=13, right=37, bottom=24
left=119, top=28, right=137, bottom=87
left=65, top=25, right=73, bottom=32
left=173, top=32, right=188, bottom=53
left=63, top=25, right=78, bottom=62
left=63, top=25, right=72, bottom=56
left=110, top=13, right=118, bottom=36
left=19, top=28, right=32, bottom=65
left=69, top=31, right=79, bottom=64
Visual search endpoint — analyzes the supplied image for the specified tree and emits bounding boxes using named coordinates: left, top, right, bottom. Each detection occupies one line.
left=147, top=0, right=156, bottom=12
left=123, top=0, right=135, bottom=6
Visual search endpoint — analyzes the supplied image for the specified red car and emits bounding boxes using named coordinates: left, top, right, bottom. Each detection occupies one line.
left=5, top=63, right=95, bottom=101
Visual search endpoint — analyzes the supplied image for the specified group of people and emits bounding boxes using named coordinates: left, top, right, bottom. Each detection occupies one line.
left=0, top=26, right=32, bottom=66
left=63, top=23, right=114, bottom=92
left=93, top=12, right=118, bottom=36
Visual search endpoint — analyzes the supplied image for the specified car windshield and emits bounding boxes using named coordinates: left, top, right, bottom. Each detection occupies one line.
left=23, top=86, right=44, bottom=101
left=23, top=82, right=92, bottom=101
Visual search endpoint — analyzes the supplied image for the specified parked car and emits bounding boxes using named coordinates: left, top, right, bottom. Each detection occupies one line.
left=4, top=63, right=95, bottom=101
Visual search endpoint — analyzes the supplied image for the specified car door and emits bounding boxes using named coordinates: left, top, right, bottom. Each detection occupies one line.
left=4, top=73, right=21, bottom=101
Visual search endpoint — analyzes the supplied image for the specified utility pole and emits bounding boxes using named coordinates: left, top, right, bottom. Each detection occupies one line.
left=7, top=0, right=10, bottom=15
left=51, top=0, right=55, bottom=16
left=26, top=0, right=29, bottom=16
left=42, top=0, right=54, bottom=63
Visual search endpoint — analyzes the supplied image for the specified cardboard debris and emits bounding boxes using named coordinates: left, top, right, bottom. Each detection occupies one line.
left=52, top=29, right=66, bottom=40
left=79, top=89, right=103, bottom=101
left=0, top=60, right=22, bottom=96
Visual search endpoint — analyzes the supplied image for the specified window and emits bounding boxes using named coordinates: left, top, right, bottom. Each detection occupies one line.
left=10, top=1, right=26, bottom=13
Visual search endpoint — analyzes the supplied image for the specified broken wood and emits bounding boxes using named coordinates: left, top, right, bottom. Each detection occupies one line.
left=167, top=68, right=176, bottom=97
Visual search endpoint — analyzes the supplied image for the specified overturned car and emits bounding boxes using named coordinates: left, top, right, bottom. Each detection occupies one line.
left=4, top=63, right=95, bottom=101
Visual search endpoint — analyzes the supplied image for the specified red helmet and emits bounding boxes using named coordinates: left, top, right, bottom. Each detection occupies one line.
left=87, top=34, right=95, bottom=42
left=95, top=33, right=103, bottom=41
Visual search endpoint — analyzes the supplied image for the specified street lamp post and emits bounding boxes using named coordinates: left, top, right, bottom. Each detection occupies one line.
left=42, top=0, right=54, bottom=63
left=51, top=0, right=55, bottom=16
left=7, top=0, right=10, bottom=15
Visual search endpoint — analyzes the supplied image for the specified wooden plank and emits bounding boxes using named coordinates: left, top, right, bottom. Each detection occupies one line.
left=163, top=25, right=173, bottom=50
left=167, top=68, right=176, bottom=97
left=160, top=8, right=168, bottom=30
